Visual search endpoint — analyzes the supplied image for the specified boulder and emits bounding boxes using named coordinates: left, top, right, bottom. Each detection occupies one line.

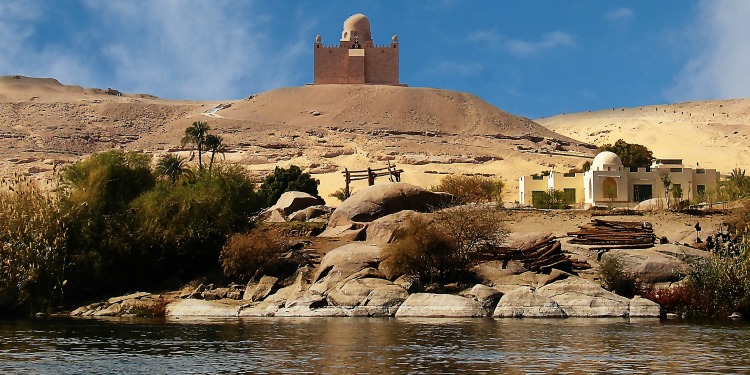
left=461, top=284, right=503, bottom=312
left=242, top=280, right=257, bottom=301
left=270, top=191, right=321, bottom=216
left=629, top=296, right=662, bottom=318
left=93, top=302, right=122, bottom=317
left=249, top=276, right=278, bottom=302
left=326, top=277, right=408, bottom=314
left=491, top=270, right=570, bottom=294
left=394, top=293, right=487, bottom=317
left=365, top=210, right=427, bottom=244
left=537, top=277, right=630, bottom=317
left=312, top=243, right=383, bottom=286
left=288, top=205, right=333, bottom=222
left=493, top=286, right=566, bottom=318
left=327, top=182, right=455, bottom=228
left=634, top=198, right=668, bottom=211
left=473, top=260, right=527, bottom=286
left=165, top=299, right=241, bottom=317
left=601, top=249, right=687, bottom=283
left=263, top=208, right=288, bottom=223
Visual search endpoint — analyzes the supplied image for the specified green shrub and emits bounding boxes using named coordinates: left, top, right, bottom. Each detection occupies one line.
left=431, top=175, right=503, bottom=204
left=220, top=225, right=287, bottom=281
left=60, top=150, right=155, bottom=299
left=132, top=164, right=262, bottom=279
left=599, top=256, right=641, bottom=298
left=258, top=165, right=320, bottom=207
left=0, top=178, right=68, bottom=315
left=385, top=205, right=507, bottom=285
left=532, top=189, right=572, bottom=209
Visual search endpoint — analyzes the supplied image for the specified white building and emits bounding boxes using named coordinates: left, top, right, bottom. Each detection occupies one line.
left=519, top=151, right=720, bottom=207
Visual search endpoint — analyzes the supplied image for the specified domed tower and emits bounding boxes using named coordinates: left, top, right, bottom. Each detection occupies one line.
left=314, top=13, right=400, bottom=85
left=341, top=13, right=373, bottom=47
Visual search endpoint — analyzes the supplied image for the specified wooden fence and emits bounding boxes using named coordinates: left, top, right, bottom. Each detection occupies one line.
left=341, top=161, right=404, bottom=198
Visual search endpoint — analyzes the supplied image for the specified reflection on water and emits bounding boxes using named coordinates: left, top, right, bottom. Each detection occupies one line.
left=1, top=317, right=749, bottom=374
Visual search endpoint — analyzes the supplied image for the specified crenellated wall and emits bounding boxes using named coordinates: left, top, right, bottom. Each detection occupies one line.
left=314, top=43, right=399, bottom=85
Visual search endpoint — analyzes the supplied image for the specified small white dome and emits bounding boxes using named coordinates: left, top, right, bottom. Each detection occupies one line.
left=592, top=151, right=622, bottom=171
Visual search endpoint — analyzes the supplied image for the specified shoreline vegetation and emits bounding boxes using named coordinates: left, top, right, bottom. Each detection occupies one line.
left=2, top=125, right=750, bottom=320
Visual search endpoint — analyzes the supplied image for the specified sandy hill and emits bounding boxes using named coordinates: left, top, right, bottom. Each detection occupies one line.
left=538, top=99, right=750, bottom=175
left=0, top=76, right=594, bottom=202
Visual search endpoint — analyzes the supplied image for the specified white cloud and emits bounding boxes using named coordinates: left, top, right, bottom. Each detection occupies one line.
left=83, top=1, right=310, bottom=99
left=0, top=0, right=92, bottom=85
left=606, top=7, right=634, bottom=23
left=667, top=0, right=750, bottom=101
left=467, top=29, right=574, bottom=57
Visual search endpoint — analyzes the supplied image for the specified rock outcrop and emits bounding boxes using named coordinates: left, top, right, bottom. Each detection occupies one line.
left=326, top=183, right=454, bottom=228
left=601, top=249, right=687, bottom=284
left=493, top=286, right=566, bottom=318
left=270, top=191, right=322, bottom=216
left=395, top=293, right=487, bottom=317
left=536, top=277, right=631, bottom=317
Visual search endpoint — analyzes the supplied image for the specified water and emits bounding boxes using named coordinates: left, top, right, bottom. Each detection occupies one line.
left=1, top=317, right=749, bottom=374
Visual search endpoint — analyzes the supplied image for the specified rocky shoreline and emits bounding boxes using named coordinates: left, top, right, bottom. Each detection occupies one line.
left=68, top=182, right=711, bottom=320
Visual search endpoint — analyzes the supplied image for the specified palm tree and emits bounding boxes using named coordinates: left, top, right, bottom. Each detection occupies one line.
left=204, top=134, right=225, bottom=173
left=156, top=154, right=191, bottom=184
left=181, top=121, right=210, bottom=170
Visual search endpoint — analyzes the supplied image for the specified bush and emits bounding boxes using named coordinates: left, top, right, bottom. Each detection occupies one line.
left=60, top=150, right=155, bottom=299
left=258, top=165, right=320, bottom=207
left=0, top=178, right=68, bottom=315
left=532, top=189, right=572, bottom=209
left=132, top=164, right=262, bottom=279
left=643, top=241, right=750, bottom=318
left=599, top=256, right=641, bottom=298
left=431, top=175, right=504, bottom=204
left=220, top=225, right=287, bottom=281
left=385, top=205, right=507, bottom=285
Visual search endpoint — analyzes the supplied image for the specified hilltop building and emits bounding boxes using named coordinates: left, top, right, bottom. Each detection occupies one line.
left=314, top=14, right=400, bottom=85
left=518, top=151, right=720, bottom=207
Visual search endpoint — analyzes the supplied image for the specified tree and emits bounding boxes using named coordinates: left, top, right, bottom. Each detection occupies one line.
left=723, top=168, right=750, bottom=200
left=181, top=121, right=211, bottom=171
left=204, top=134, right=225, bottom=173
left=156, top=154, right=191, bottom=184
left=659, top=169, right=672, bottom=208
left=258, top=165, right=320, bottom=207
left=599, top=139, right=653, bottom=168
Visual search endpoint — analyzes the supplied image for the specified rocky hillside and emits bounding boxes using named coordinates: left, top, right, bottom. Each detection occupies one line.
left=0, top=75, right=595, bottom=200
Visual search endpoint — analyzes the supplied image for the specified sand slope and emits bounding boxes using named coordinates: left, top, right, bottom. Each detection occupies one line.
left=0, top=76, right=598, bottom=203
left=538, top=99, right=750, bottom=175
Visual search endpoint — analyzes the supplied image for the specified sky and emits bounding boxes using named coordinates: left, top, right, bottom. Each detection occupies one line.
left=1, top=0, right=749, bottom=118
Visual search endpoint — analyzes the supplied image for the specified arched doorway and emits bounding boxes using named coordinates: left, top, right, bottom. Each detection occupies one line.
left=602, top=177, right=618, bottom=199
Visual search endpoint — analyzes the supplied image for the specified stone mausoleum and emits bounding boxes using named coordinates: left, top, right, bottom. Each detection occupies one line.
left=314, top=14, right=400, bottom=85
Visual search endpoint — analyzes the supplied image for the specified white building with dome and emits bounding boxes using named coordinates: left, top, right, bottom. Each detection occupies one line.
left=518, top=151, right=720, bottom=207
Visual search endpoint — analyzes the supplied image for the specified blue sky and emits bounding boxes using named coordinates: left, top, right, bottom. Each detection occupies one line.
left=1, top=0, right=748, bottom=118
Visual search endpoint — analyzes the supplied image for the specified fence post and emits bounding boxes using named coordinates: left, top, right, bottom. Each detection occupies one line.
left=345, top=168, right=351, bottom=198
left=367, top=167, right=375, bottom=186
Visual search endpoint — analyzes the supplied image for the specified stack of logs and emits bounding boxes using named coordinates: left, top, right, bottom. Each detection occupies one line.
left=567, top=219, right=655, bottom=250
left=496, top=235, right=592, bottom=273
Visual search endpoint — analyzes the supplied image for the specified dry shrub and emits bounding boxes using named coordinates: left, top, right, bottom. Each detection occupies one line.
left=220, top=225, right=287, bottom=281
left=385, top=204, right=507, bottom=285
left=0, top=178, right=68, bottom=315
left=432, top=175, right=504, bottom=204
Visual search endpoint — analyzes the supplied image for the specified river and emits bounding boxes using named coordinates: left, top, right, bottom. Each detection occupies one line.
left=1, top=317, right=749, bottom=374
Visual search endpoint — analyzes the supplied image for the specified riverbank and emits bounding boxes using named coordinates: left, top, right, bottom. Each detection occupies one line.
left=68, top=188, right=729, bottom=319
